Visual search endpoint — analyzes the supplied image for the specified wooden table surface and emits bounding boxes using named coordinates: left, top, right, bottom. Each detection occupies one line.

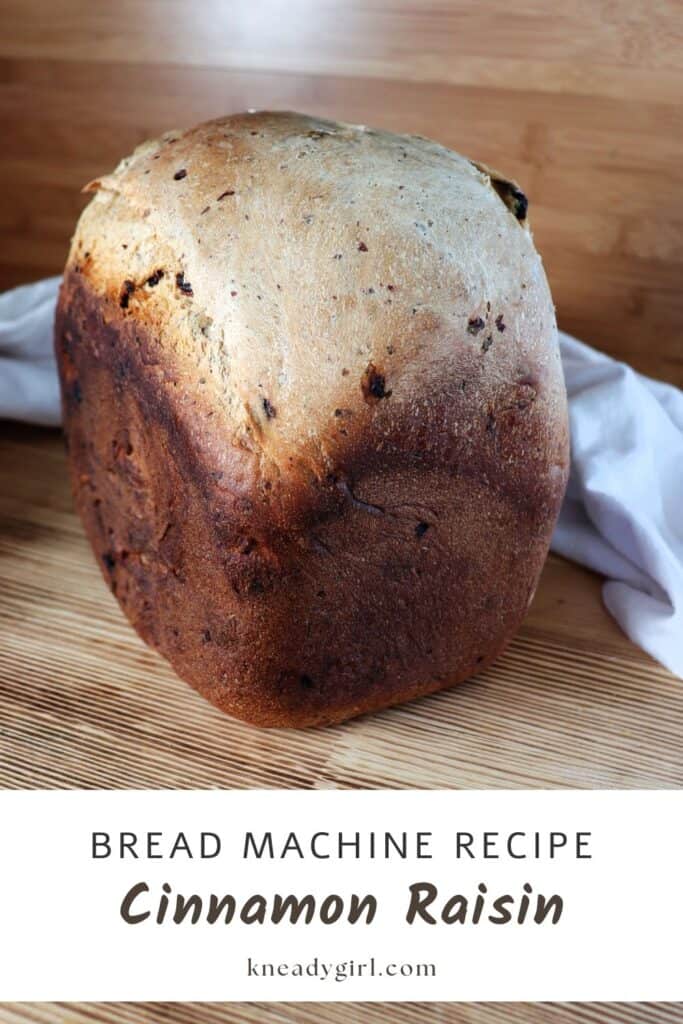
left=1, top=1, right=683, bottom=793
left=1, top=1003, right=682, bottom=1024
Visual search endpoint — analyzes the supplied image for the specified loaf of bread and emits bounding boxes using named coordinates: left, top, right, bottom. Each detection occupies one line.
left=56, top=111, right=569, bottom=727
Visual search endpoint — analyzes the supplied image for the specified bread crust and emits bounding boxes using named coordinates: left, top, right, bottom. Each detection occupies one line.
left=56, top=111, right=569, bottom=727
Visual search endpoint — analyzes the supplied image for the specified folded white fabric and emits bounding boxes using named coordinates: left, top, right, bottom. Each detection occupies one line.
left=554, top=334, right=683, bottom=677
left=0, top=276, right=61, bottom=427
left=1, top=277, right=681, bottom=676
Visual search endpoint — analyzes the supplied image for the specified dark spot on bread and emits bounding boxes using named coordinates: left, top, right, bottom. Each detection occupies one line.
left=515, top=392, right=536, bottom=411
left=175, top=272, right=193, bottom=296
left=300, top=674, right=315, bottom=689
left=217, top=190, right=235, bottom=200
left=507, top=185, right=528, bottom=221
left=362, top=363, right=392, bottom=402
left=491, top=179, right=528, bottom=221
left=476, top=655, right=485, bottom=664
left=262, top=397, right=276, bottom=419
left=102, top=552, right=116, bottom=573
left=200, top=205, right=210, bottom=215
left=495, top=314, right=506, bottom=332
left=415, top=521, right=430, bottom=538
left=119, top=280, right=135, bottom=309
left=146, top=269, right=164, bottom=287
left=471, top=160, right=529, bottom=223
left=69, top=380, right=83, bottom=405
left=467, top=316, right=485, bottom=335
left=482, top=335, right=493, bottom=353
left=173, top=169, right=187, bottom=180
left=510, top=376, right=538, bottom=410
left=357, top=241, right=368, bottom=252
left=211, top=620, right=239, bottom=647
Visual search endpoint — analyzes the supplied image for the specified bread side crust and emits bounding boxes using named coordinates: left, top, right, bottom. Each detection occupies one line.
left=56, top=269, right=567, bottom=727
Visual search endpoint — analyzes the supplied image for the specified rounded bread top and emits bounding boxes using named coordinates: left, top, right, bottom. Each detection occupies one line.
left=67, top=110, right=565, bottom=489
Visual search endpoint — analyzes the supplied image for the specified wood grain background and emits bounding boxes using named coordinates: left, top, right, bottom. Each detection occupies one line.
left=1, top=0, right=682, bottom=792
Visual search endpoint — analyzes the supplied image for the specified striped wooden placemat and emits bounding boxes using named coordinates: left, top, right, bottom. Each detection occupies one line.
left=0, top=1002, right=681, bottom=1024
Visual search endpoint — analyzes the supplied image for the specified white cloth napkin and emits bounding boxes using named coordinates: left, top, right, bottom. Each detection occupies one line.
left=552, top=334, right=683, bottom=677
left=1, top=277, right=681, bottom=677
left=0, top=276, right=62, bottom=427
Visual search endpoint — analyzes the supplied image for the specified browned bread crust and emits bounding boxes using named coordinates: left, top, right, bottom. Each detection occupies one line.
left=55, top=111, right=569, bottom=727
